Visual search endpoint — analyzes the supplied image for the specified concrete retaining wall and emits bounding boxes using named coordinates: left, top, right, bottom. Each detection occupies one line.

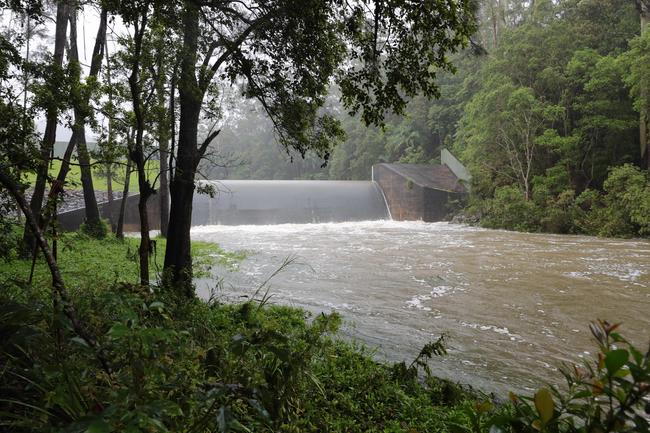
left=372, top=164, right=465, bottom=222
left=441, top=148, right=471, bottom=185
left=58, top=192, right=161, bottom=232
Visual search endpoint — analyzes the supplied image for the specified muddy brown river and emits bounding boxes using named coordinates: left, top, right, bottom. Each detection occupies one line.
left=191, top=221, right=650, bottom=395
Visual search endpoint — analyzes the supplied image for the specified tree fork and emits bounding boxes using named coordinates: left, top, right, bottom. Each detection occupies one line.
left=68, top=7, right=108, bottom=237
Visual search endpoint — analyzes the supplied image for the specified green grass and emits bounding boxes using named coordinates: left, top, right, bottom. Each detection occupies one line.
left=22, top=159, right=161, bottom=192
left=0, top=231, right=245, bottom=292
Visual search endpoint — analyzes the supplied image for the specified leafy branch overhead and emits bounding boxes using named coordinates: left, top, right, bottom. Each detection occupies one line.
left=160, top=0, right=477, bottom=289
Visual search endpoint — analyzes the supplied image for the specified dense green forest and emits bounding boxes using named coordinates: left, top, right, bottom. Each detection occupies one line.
left=209, top=0, right=650, bottom=238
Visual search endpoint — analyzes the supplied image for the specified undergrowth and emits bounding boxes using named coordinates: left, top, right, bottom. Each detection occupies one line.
left=1, top=233, right=648, bottom=432
left=0, top=286, right=478, bottom=432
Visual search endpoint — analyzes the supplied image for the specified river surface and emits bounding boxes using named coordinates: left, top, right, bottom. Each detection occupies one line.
left=191, top=221, right=650, bottom=395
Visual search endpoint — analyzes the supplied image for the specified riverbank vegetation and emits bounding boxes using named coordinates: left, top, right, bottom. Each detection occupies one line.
left=205, top=0, right=650, bottom=239
left=2, top=0, right=649, bottom=430
left=0, top=228, right=244, bottom=291
left=2, top=232, right=649, bottom=432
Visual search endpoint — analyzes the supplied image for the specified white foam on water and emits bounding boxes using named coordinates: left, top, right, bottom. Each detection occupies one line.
left=461, top=322, right=525, bottom=342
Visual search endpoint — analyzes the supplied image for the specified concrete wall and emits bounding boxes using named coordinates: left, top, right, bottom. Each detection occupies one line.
left=441, top=148, right=471, bottom=185
left=58, top=193, right=161, bottom=232
left=423, top=188, right=458, bottom=222
left=372, top=164, right=462, bottom=222
left=372, top=165, right=424, bottom=220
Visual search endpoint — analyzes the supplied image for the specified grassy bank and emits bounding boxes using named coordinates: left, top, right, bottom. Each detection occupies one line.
left=22, top=159, right=160, bottom=192
left=1, top=234, right=648, bottom=432
left=0, top=232, right=244, bottom=295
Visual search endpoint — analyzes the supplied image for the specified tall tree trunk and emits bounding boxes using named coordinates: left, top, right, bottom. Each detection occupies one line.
left=69, top=8, right=107, bottom=237
left=116, top=149, right=133, bottom=239
left=159, top=139, right=170, bottom=237
left=164, top=2, right=201, bottom=296
left=127, top=11, right=153, bottom=286
left=76, top=131, right=103, bottom=234
left=23, top=0, right=69, bottom=255
left=156, top=58, right=170, bottom=237
left=106, top=163, right=114, bottom=229
left=104, top=27, right=116, bottom=230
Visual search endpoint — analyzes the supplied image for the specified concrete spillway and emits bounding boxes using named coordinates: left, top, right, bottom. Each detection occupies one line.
left=191, top=180, right=390, bottom=225
left=56, top=149, right=470, bottom=230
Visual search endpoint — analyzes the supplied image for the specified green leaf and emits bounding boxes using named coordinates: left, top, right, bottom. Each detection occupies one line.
left=86, top=419, right=110, bottom=433
left=107, top=323, right=129, bottom=338
left=572, top=390, right=592, bottom=399
left=149, top=301, right=164, bottom=310
left=534, top=388, right=554, bottom=424
left=605, top=349, right=629, bottom=375
left=71, top=337, right=90, bottom=347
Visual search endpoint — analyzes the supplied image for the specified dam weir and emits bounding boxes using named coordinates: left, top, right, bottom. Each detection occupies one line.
left=192, top=180, right=390, bottom=225
left=56, top=149, right=470, bottom=229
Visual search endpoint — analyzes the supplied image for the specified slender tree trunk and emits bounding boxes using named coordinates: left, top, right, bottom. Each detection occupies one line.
left=164, top=2, right=201, bottom=295
left=69, top=8, right=106, bottom=237
left=106, top=163, right=114, bottom=229
left=22, top=15, right=31, bottom=150
left=127, top=11, right=153, bottom=286
left=156, top=59, right=170, bottom=237
left=169, top=72, right=177, bottom=185
left=76, top=131, right=103, bottom=233
left=159, top=141, right=170, bottom=236
left=23, top=0, right=69, bottom=254
left=104, top=27, right=116, bottom=230
left=116, top=152, right=132, bottom=239
left=490, top=0, right=498, bottom=49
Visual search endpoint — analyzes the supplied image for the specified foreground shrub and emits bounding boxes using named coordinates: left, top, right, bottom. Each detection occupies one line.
left=465, top=320, right=650, bottom=433
left=575, top=165, right=650, bottom=238
left=0, top=285, right=477, bottom=432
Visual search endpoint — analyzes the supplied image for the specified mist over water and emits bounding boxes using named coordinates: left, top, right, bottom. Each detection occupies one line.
left=191, top=221, right=650, bottom=395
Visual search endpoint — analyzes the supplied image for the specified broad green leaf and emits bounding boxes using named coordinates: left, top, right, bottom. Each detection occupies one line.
left=534, top=388, right=554, bottom=424
left=613, top=366, right=630, bottom=378
left=107, top=323, right=129, bottom=338
left=605, top=349, right=629, bottom=375
left=86, top=419, right=110, bottom=433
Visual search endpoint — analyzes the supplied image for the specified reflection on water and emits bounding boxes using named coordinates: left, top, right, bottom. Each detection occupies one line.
left=191, top=221, right=650, bottom=394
